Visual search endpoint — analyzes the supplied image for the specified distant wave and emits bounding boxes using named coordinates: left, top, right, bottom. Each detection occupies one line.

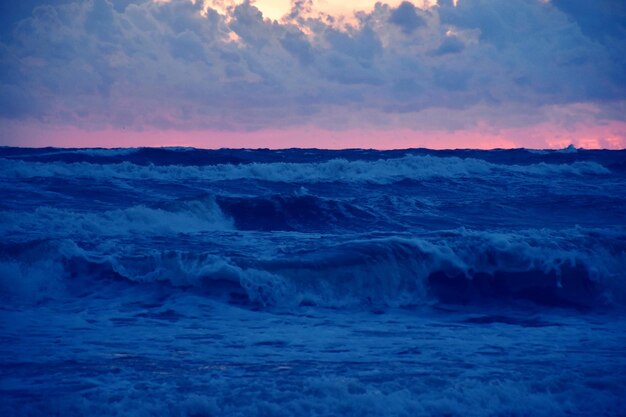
left=215, top=193, right=375, bottom=231
left=0, top=155, right=610, bottom=184
left=0, top=196, right=233, bottom=237
left=0, top=193, right=378, bottom=235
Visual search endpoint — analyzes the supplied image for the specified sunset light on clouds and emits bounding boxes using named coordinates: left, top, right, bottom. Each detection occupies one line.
left=1, top=0, right=625, bottom=149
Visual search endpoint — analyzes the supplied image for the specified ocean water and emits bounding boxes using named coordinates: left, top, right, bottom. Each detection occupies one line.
left=1, top=146, right=625, bottom=416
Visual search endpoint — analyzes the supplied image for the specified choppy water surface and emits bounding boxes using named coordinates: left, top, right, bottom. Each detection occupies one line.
left=1, top=146, right=625, bottom=416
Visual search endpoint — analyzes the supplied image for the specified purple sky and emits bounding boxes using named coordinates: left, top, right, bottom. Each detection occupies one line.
left=1, top=0, right=625, bottom=149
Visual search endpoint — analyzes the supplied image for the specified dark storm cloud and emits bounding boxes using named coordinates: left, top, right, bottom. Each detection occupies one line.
left=388, top=1, right=426, bottom=34
left=429, top=35, right=465, bottom=56
left=0, top=0, right=624, bottom=131
left=551, top=0, right=626, bottom=41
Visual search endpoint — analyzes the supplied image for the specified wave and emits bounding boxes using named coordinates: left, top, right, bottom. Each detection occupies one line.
left=253, top=231, right=625, bottom=309
left=0, top=196, right=233, bottom=237
left=215, top=193, right=375, bottom=231
left=2, top=228, right=624, bottom=309
left=0, top=154, right=610, bottom=184
left=0, top=192, right=374, bottom=235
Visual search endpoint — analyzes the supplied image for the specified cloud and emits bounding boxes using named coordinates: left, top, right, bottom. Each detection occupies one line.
left=551, top=0, right=626, bottom=42
left=0, top=0, right=624, bottom=136
left=0, top=84, right=42, bottom=118
left=429, top=35, right=464, bottom=56
left=388, top=1, right=426, bottom=34
left=280, top=30, right=314, bottom=65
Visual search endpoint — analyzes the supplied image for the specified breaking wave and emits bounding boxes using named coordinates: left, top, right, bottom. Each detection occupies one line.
left=215, top=193, right=374, bottom=231
left=2, top=228, right=624, bottom=309
left=0, top=196, right=233, bottom=237
left=0, top=154, right=610, bottom=184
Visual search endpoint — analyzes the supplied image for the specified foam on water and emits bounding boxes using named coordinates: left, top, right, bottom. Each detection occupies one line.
left=0, top=196, right=233, bottom=237
left=2, top=227, right=624, bottom=310
left=0, top=153, right=611, bottom=184
left=1, top=147, right=625, bottom=416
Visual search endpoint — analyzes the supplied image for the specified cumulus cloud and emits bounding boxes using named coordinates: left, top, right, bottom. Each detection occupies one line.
left=551, top=0, right=626, bottom=42
left=0, top=0, right=624, bottom=134
left=429, top=35, right=464, bottom=56
left=388, top=1, right=426, bottom=34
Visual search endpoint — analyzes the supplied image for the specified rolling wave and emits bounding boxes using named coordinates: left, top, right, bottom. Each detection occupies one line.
left=2, top=228, right=623, bottom=309
left=0, top=196, right=233, bottom=237
left=0, top=154, right=610, bottom=184
left=215, top=193, right=374, bottom=231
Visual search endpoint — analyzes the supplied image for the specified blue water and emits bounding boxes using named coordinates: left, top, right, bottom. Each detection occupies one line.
left=1, top=146, right=625, bottom=416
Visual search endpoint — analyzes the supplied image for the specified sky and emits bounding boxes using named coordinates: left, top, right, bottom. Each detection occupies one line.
left=0, top=0, right=625, bottom=149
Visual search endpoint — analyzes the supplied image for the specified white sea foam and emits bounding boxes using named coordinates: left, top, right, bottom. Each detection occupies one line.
left=2, top=147, right=624, bottom=417
left=0, top=154, right=610, bottom=184
left=0, top=197, right=233, bottom=237
left=3, top=227, right=623, bottom=308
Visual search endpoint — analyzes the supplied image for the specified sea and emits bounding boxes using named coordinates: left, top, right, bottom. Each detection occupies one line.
left=1, top=146, right=625, bottom=416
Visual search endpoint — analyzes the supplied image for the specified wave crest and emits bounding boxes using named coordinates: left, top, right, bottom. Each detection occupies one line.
left=0, top=196, right=233, bottom=237
left=2, top=228, right=623, bottom=309
left=0, top=155, right=610, bottom=184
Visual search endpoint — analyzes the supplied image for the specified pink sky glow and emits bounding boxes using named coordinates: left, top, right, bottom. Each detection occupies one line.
left=2, top=120, right=625, bottom=150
